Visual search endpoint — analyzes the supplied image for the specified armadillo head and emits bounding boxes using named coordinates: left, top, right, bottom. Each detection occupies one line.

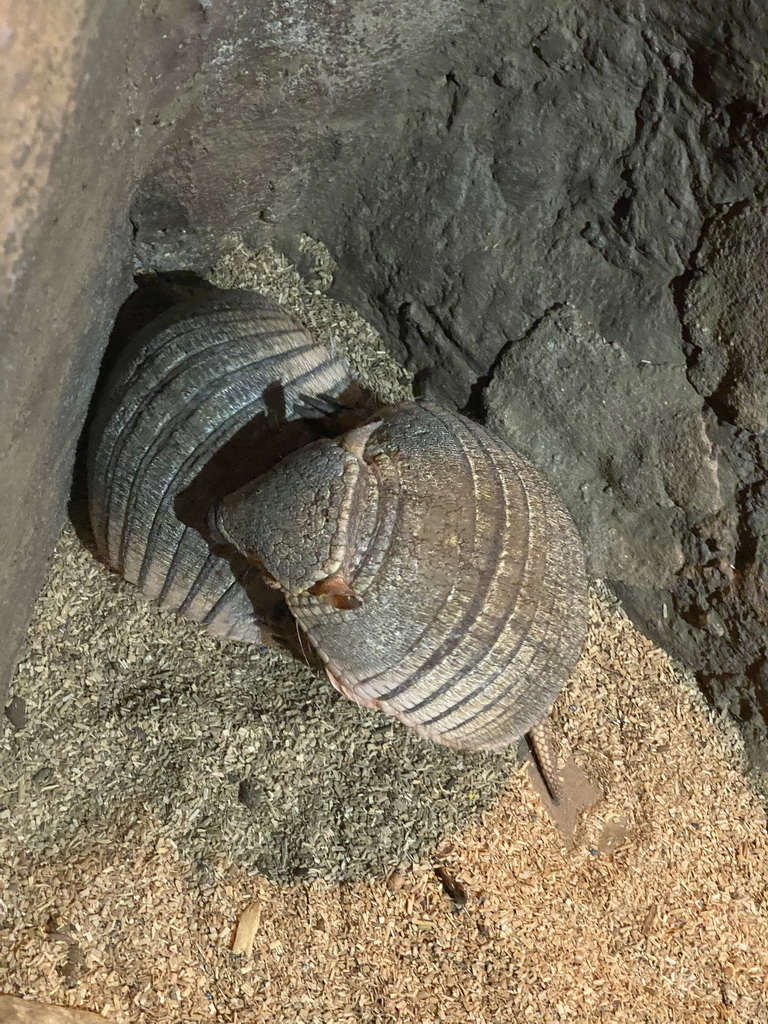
left=209, top=421, right=380, bottom=605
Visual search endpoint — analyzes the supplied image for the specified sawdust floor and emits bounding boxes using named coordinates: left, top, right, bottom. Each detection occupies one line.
left=2, top=532, right=767, bottom=1024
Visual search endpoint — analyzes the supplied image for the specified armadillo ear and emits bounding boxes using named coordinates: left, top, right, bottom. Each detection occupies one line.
left=307, top=574, right=362, bottom=610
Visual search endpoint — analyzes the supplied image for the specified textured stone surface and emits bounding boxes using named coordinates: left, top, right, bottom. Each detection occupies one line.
left=2, top=0, right=768, bottom=768
left=484, top=305, right=768, bottom=767
left=684, top=205, right=768, bottom=433
left=484, top=305, right=722, bottom=589
left=0, top=0, right=232, bottom=713
left=0, top=0, right=130, bottom=716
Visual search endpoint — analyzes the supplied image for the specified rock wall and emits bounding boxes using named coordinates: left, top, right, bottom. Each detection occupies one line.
left=2, top=0, right=768, bottom=770
left=0, top=0, right=211, bottom=715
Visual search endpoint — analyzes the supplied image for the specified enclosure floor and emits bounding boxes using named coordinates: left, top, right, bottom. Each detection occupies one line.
left=2, top=245, right=768, bottom=1022
left=1, top=530, right=766, bottom=1024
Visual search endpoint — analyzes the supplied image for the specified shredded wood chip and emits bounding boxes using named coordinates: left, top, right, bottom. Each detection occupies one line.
left=231, top=903, right=262, bottom=957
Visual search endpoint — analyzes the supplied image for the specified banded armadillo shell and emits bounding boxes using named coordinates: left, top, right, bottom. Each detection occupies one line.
left=214, top=401, right=588, bottom=750
left=87, top=289, right=351, bottom=643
